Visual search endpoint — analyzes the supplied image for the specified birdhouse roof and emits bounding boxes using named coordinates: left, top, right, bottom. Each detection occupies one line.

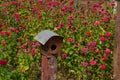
left=34, top=30, right=62, bottom=45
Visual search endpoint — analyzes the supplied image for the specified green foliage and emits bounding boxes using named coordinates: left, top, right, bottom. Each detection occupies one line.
left=0, top=0, right=115, bottom=80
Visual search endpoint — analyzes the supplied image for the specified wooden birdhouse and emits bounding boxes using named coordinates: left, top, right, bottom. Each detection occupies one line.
left=34, top=30, right=63, bottom=57
left=34, top=30, right=63, bottom=80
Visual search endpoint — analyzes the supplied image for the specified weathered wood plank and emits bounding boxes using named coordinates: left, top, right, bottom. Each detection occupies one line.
left=113, top=1, right=120, bottom=80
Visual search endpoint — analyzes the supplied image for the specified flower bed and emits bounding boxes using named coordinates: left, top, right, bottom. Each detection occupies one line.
left=0, top=0, right=116, bottom=80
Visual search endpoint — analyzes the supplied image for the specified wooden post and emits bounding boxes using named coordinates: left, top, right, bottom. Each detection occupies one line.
left=41, top=55, right=57, bottom=80
left=34, top=30, right=63, bottom=80
left=114, top=0, right=120, bottom=80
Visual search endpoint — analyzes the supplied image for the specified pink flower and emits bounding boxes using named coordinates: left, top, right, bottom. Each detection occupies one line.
left=82, top=48, right=88, bottom=53
left=32, top=48, right=36, bottom=52
left=9, top=27, right=19, bottom=33
left=59, top=24, right=64, bottom=27
left=25, top=19, right=29, bottom=23
left=105, top=49, right=111, bottom=54
left=90, top=41, right=96, bottom=47
left=113, top=15, right=117, bottom=19
left=28, top=0, right=32, bottom=2
left=69, top=0, right=74, bottom=6
left=98, top=10, right=105, bottom=14
left=21, top=26, right=26, bottom=30
left=0, top=60, right=7, bottom=66
left=100, top=64, right=106, bottom=69
left=67, top=38, right=74, bottom=42
left=20, top=44, right=26, bottom=49
left=10, top=1, right=18, bottom=5
left=35, top=10, right=41, bottom=14
left=62, top=54, right=67, bottom=58
left=55, top=26, right=61, bottom=30
left=46, top=0, right=51, bottom=3
left=31, top=51, right=35, bottom=56
left=101, top=16, right=110, bottom=22
left=82, top=22, right=88, bottom=25
left=1, top=41, right=6, bottom=46
left=74, top=43, right=80, bottom=48
left=14, top=13, right=20, bottom=21
left=103, top=56, right=108, bottom=61
left=1, top=31, right=7, bottom=36
left=38, top=0, right=43, bottom=3
left=91, top=47, right=96, bottom=51
left=110, top=3, right=115, bottom=7
left=94, top=21, right=100, bottom=25
left=35, top=42, right=41, bottom=46
left=86, top=31, right=91, bottom=37
left=105, top=32, right=112, bottom=37
left=31, top=48, right=36, bottom=56
left=100, top=36, right=105, bottom=42
left=82, top=61, right=88, bottom=67
left=68, top=16, right=74, bottom=21
left=30, top=42, right=34, bottom=46
left=87, top=1, right=90, bottom=4
left=25, top=48, right=30, bottom=53
left=90, top=60, right=96, bottom=66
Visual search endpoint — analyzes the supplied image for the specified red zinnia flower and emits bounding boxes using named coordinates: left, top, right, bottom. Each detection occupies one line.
left=1, top=31, right=7, bottom=36
left=110, top=3, right=115, bottom=7
left=105, top=49, right=111, bottom=54
left=74, top=43, right=80, bottom=48
left=103, top=56, right=108, bottom=61
left=31, top=51, right=35, bottom=56
left=0, top=60, right=7, bottom=66
left=83, top=61, right=88, bottom=67
left=9, top=27, right=19, bottom=33
left=38, top=0, right=43, bottom=3
left=25, top=48, right=30, bottom=53
left=82, top=48, right=88, bottom=53
left=69, top=0, right=74, bottom=6
left=28, top=0, right=32, bottom=2
left=67, top=38, right=74, bottom=42
left=100, top=36, right=105, bottom=42
left=86, top=31, right=91, bottom=37
left=90, top=60, right=96, bottom=66
left=105, top=32, right=112, bottom=37
left=113, top=15, right=117, bottom=19
left=1, top=41, right=6, bottom=46
left=62, top=53, right=67, bottom=58
left=14, top=13, right=20, bottom=21
left=94, top=21, right=100, bottom=25
left=91, top=47, right=96, bottom=51
left=100, top=64, right=106, bottom=69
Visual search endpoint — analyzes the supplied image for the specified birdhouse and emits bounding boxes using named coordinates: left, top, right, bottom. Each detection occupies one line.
left=34, top=30, right=63, bottom=56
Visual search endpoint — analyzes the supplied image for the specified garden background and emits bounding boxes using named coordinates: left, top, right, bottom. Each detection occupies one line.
left=0, top=0, right=116, bottom=80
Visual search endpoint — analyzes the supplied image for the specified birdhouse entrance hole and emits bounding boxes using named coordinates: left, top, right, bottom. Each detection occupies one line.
left=51, top=44, right=57, bottom=50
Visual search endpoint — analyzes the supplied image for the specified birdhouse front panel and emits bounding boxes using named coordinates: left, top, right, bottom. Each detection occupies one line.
left=45, top=36, right=63, bottom=55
